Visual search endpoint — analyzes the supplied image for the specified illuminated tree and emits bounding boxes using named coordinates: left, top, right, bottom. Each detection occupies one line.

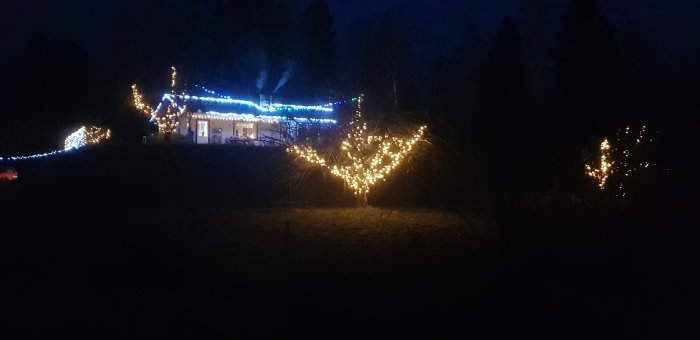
left=1, top=125, right=112, bottom=161
left=289, top=96, right=427, bottom=205
left=584, top=125, right=658, bottom=197
left=64, top=126, right=112, bottom=150
left=585, top=138, right=614, bottom=190
left=131, top=66, right=186, bottom=134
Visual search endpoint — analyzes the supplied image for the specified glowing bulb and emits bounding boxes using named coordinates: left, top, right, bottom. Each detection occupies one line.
left=288, top=96, right=426, bottom=200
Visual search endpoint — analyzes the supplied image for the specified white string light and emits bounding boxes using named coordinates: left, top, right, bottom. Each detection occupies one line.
left=181, top=95, right=334, bottom=113
left=132, top=68, right=337, bottom=135
left=585, top=138, right=614, bottom=190
left=132, top=67, right=186, bottom=133
left=1, top=126, right=111, bottom=162
left=195, top=84, right=356, bottom=109
left=288, top=96, right=427, bottom=201
left=64, top=126, right=112, bottom=150
left=585, top=125, right=658, bottom=196
left=193, top=112, right=337, bottom=124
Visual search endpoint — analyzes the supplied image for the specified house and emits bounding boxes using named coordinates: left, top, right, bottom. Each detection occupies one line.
left=153, top=90, right=338, bottom=145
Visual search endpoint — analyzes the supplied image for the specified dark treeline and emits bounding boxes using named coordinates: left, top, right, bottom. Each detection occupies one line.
left=2, top=0, right=697, bottom=191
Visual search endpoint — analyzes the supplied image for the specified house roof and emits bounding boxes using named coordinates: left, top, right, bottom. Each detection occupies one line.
left=154, top=91, right=336, bottom=124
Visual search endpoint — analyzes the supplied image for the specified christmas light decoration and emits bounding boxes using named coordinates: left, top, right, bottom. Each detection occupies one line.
left=131, top=84, right=153, bottom=117
left=585, top=139, right=613, bottom=190
left=171, top=66, right=178, bottom=89
left=182, top=95, right=273, bottom=112
left=194, top=84, right=356, bottom=108
left=194, top=85, right=229, bottom=99
left=272, top=103, right=335, bottom=112
left=132, top=68, right=337, bottom=136
left=192, top=112, right=336, bottom=124
left=288, top=96, right=427, bottom=204
left=584, top=125, right=658, bottom=196
left=181, top=95, right=334, bottom=113
left=64, top=126, right=112, bottom=150
left=323, top=97, right=360, bottom=107
left=1, top=126, right=111, bottom=161
left=131, top=67, right=187, bottom=134
left=0, top=149, right=71, bottom=162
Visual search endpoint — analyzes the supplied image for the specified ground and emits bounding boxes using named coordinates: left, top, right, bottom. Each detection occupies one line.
left=0, top=145, right=695, bottom=338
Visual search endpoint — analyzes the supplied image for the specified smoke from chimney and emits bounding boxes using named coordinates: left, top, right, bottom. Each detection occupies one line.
left=256, top=70, right=268, bottom=92
left=274, top=67, right=294, bottom=94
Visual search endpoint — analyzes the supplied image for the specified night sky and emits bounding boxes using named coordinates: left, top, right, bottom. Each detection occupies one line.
left=2, top=0, right=699, bottom=154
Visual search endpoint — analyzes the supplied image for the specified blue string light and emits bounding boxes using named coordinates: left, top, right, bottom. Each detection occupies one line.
left=323, top=97, right=359, bottom=107
left=194, top=85, right=359, bottom=109
left=1, top=126, right=110, bottom=162
left=292, top=117, right=338, bottom=124
left=272, top=103, right=335, bottom=112
left=194, top=85, right=232, bottom=99
left=180, top=94, right=335, bottom=113
left=190, top=85, right=339, bottom=113
left=1, top=148, right=76, bottom=162
left=183, top=95, right=274, bottom=112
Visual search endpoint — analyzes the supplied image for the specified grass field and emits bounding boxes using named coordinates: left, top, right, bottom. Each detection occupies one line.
left=0, top=145, right=695, bottom=337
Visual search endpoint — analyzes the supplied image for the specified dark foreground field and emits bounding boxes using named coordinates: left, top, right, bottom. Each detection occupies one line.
left=1, top=145, right=696, bottom=338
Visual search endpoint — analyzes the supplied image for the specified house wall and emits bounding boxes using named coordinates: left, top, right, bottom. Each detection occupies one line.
left=258, top=122, right=284, bottom=142
left=180, top=115, right=295, bottom=145
left=210, top=120, right=234, bottom=144
left=179, top=116, right=191, bottom=137
left=184, top=117, right=197, bottom=142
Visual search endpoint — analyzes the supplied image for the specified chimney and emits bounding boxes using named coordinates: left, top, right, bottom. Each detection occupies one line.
left=259, top=94, right=272, bottom=108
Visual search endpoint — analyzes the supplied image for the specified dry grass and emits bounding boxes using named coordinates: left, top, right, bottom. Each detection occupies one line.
left=127, top=207, right=495, bottom=283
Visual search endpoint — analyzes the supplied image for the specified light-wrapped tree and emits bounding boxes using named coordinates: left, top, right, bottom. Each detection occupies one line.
left=585, top=125, right=658, bottom=197
left=64, top=126, right=112, bottom=150
left=289, top=96, right=427, bottom=205
left=131, top=66, right=186, bottom=134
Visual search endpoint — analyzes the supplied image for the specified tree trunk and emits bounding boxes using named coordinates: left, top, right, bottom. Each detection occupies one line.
left=357, top=191, right=369, bottom=207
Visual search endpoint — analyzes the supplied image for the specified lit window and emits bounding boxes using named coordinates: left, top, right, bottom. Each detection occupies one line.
left=235, top=122, right=255, bottom=139
left=198, top=121, right=208, bottom=137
